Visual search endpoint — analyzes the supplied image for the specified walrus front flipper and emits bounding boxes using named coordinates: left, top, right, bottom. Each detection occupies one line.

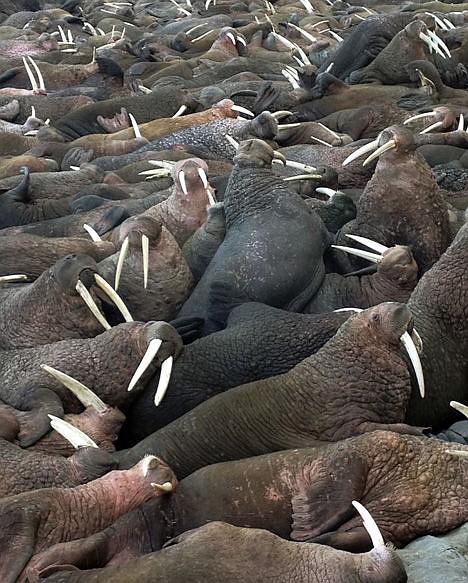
left=16, top=384, right=65, bottom=447
left=290, top=458, right=367, bottom=542
left=169, top=317, right=205, bottom=344
left=0, top=505, right=39, bottom=583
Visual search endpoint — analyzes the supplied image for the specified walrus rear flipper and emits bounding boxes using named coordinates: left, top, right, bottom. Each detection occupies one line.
left=90, top=206, right=130, bottom=237
left=206, top=281, right=251, bottom=331
left=0, top=67, right=20, bottom=87
left=0, top=506, right=39, bottom=583
left=169, top=317, right=205, bottom=344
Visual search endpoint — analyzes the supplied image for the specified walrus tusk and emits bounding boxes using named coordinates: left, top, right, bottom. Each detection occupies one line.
left=75, top=279, right=111, bottom=330
left=30, top=106, right=36, bottom=118
left=172, top=105, right=187, bottom=118
left=288, top=23, right=316, bottom=42
left=276, top=123, right=301, bottom=130
left=83, top=223, right=102, bottom=242
left=450, top=401, right=468, bottom=418
left=197, top=167, right=209, bottom=189
left=185, top=23, right=207, bottom=36
left=231, top=104, right=254, bottom=118
left=94, top=273, right=133, bottom=322
left=345, top=234, right=389, bottom=254
left=154, top=355, right=174, bottom=406
left=458, top=114, right=464, bottom=132
left=236, top=35, right=247, bottom=46
left=206, top=189, right=216, bottom=206
left=226, top=32, right=236, bottom=45
left=400, top=331, right=425, bottom=398
left=419, top=121, right=444, bottom=134
left=283, top=174, right=322, bottom=182
left=152, top=481, right=174, bottom=492
left=310, top=135, right=333, bottom=147
left=57, top=25, right=67, bottom=43
left=115, top=236, right=129, bottom=290
left=332, top=245, right=382, bottom=263
left=316, top=122, right=341, bottom=141
left=362, top=139, right=396, bottom=166
left=48, top=415, right=99, bottom=449
left=443, top=18, right=455, bottom=30
left=142, top=234, right=149, bottom=289
left=27, top=57, right=45, bottom=91
left=410, top=328, right=423, bottom=355
left=316, top=187, right=337, bottom=198
left=427, top=29, right=451, bottom=58
left=327, top=30, right=343, bottom=42
left=191, top=30, right=212, bottom=43
left=225, top=134, right=239, bottom=150
left=282, top=69, right=300, bottom=90
left=41, top=365, right=108, bottom=413
left=178, top=170, right=188, bottom=195
left=273, top=151, right=287, bottom=165
left=403, top=111, right=437, bottom=125
left=128, top=338, right=163, bottom=391
left=352, top=501, right=385, bottom=548
left=128, top=112, right=141, bottom=138
left=425, top=12, right=449, bottom=31
left=271, top=111, right=294, bottom=119
left=0, top=274, right=28, bottom=283
left=23, top=57, right=38, bottom=92
left=419, top=31, right=447, bottom=59
left=325, top=61, right=334, bottom=73
left=342, top=139, right=379, bottom=166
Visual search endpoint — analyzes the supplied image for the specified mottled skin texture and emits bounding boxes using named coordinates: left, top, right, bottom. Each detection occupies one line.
left=98, top=217, right=194, bottom=322
left=305, top=192, right=357, bottom=234
left=177, top=139, right=330, bottom=334
left=337, top=126, right=451, bottom=275
left=0, top=321, right=182, bottom=446
left=117, top=303, right=421, bottom=476
left=0, top=234, right=114, bottom=278
left=304, top=245, right=419, bottom=313
left=0, top=440, right=117, bottom=497
left=123, top=304, right=350, bottom=442
left=25, top=522, right=407, bottom=583
left=0, top=254, right=111, bottom=349
left=0, top=456, right=177, bottom=583
left=405, top=220, right=468, bottom=429
left=348, top=21, right=429, bottom=86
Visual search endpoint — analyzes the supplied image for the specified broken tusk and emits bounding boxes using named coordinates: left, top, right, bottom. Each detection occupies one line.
left=151, top=481, right=174, bottom=492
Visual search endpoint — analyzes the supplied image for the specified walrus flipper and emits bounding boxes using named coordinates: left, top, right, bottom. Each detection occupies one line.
left=0, top=505, right=39, bottom=583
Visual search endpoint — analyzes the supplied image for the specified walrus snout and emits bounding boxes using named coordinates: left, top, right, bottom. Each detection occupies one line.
left=54, top=253, right=99, bottom=292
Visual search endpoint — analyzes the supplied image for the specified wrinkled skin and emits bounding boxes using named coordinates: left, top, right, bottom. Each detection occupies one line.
left=0, top=253, right=114, bottom=349
left=0, top=440, right=117, bottom=497
left=141, top=158, right=214, bottom=246
left=116, top=302, right=422, bottom=477
left=0, top=234, right=114, bottom=279
left=0, top=321, right=183, bottom=446
left=304, top=245, right=419, bottom=313
left=123, top=302, right=350, bottom=442
left=177, top=139, right=331, bottom=335
left=26, top=522, right=407, bottom=583
left=405, top=220, right=468, bottom=428
left=98, top=216, right=194, bottom=322
left=336, top=126, right=451, bottom=275
left=0, top=456, right=177, bottom=583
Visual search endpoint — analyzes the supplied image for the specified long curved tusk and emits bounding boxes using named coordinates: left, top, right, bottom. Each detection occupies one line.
left=172, top=104, right=187, bottom=118
left=310, top=135, right=333, bottom=147
left=345, top=234, right=389, bottom=254
left=450, top=400, right=468, bottom=419
left=362, top=139, right=396, bottom=166
left=271, top=111, right=294, bottom=119
left=0, top=274, right=28, bottom=283
left=41, top=365, right=107, bottom=413
left=403, top=111, right=437, bottom=125
left=352, top=501, right=385, bottom=548
left=342, top=139, right=379, bottom=166
left=154, top=355, right=174, bottom=406
left=128, top=112, right=141, bottom=138
left=231, top=104, right=254, bottom=117
left=83, top=223, right=102, bottom=242
left=427, top=29, right=451, bottom=58
left=75, top=279, right=111, bottom=330
left=22, top=57, right=38, bottom=91
left=48, top=415, right=99, bottom=449
left=128, top=338, right=163, bottom=391
left=197, top=167, right=208, bottom=189
left=225, top=134, right=239, bottom=150
left=141, top=234, right=149, bottom=289
left=316, top=187, right=336, bottom=198
left=458, top=114, right=464, bottom=132
left=283, top=174, right=322, bottom=181
left=151, top=481, right=174, bottom=492
left=114, top=236, right=129, bottom=291
left=28, top=57, right=45, bottom=91
left=400, top=330, right=425, bottom=398
left=331, top=245, right=382, bottom=263
left=94, top=273, right=133, bottom=322
left=419, top=121, right=444, bottom=134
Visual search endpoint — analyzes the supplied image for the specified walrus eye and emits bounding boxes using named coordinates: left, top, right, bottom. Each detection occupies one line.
left=371, top=313, right=380, bottom=324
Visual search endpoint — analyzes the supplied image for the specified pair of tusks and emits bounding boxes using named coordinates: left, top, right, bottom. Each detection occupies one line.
left=168, top=0, right=191, bottom=17
left=332, top=233, right=388, bottom=264
left=419, top=29, right=451, bottom=59
left=22, top=56, right=45, bottom=93
left=204, top=0, right=216, bottom=10
left=404, top=111, right=466, bottom=134
left=143, top=455, right=174, bottom=492
left=127, top=337, right=174, bottom=406
left=114, top=233, right=150, bottom=290
left=225, top=31, right=247, bottom=48
left=272, top=32, right=310, bottom=67
left=225, top=134, right=319, bottom=175
left=342, top=136, right=397, bottom=167
left=264, top=0, right=276, bottom=15
left=0, top=274, right=28, bottom=283
left=334, top=306, right=425, bottom=398
left=76, top=273, right=133, bottom=330
left=22, top=105, right=50, bottom=136
left=446, top=401, right=468, bottom=458
left=425, top=12, right=455, bottom=31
